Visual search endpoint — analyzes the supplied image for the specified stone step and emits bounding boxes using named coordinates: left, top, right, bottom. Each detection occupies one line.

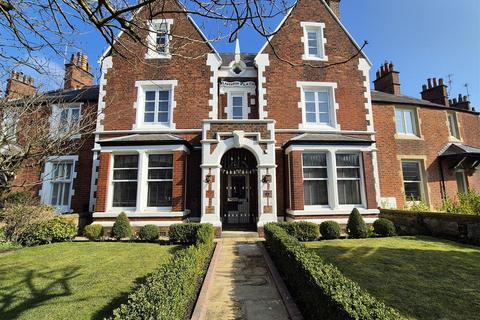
left=221, top=231, right=259, bottom=238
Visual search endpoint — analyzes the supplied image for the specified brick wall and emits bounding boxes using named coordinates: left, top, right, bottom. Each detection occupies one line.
left=373, top=103, right=480, bottom=209
left=260, top=0, right=369, bottom=133
left=95, top=152, right=111, bottom=212
left=289, top=151, right=305, bottom=210
left=172, top=150, right=186, bottom=211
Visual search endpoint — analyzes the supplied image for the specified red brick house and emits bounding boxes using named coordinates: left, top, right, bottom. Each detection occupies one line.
left=4, top=0, right=479, bottom=233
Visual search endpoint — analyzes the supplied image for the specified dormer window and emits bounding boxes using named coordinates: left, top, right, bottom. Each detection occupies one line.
left=301, top=22, right=328, bottom=61
left=146, top=19, right=173, bottom=59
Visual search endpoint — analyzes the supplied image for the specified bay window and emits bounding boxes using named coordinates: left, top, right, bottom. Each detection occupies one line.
left=147, top=154, right=173, bottom=207
left=302, top=151, right=365, bottom=208
left=112, top=155, right=138, bottom=208
left=303, top=153, right=328, bottom=206
left=336, top=154, right=362, bottom=205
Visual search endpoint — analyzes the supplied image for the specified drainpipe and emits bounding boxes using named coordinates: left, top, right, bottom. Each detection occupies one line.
left=438, top=157, right=447, bottom=200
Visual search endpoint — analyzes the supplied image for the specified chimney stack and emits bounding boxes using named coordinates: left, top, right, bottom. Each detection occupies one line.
left=326, top=0, right=341, bottom=19
left=373, top=61, right=401, bottom=96
left=420, top=77, right=449, bottom=106
left=64, top=51, right=93, bottom=90
left=449, top=94, right=471, bottom=111
left=5, top=71, right=36, bottom=100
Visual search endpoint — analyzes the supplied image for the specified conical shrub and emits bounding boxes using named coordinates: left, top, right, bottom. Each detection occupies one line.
left=112, top=212, right=132, bottom=239
left=346, top=208, right=368, bottom=238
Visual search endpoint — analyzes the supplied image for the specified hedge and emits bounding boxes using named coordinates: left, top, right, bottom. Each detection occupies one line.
left=169, top=223, right=205, bottom=244
left=19, top=216, right=77, bottom=246
left=109, top=223, right=215, bottom=320
left=276, top=221, right=319, bottom=241
left=264, top=223, right=403, bottom=320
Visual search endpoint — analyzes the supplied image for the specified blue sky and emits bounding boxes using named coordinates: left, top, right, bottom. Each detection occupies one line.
left=49, top=0, right=480, bottom=107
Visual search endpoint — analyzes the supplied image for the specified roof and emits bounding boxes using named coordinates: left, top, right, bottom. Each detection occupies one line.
left=439, top=143, right=480, bottom=157
left=44, top=85, right=99, bottom=103
left=219, top=53, right=256, bottom=67
left=98, top=134, right=192, bottom=148
left=283, top=133, right=374, bottom=148
left=371, top=90, right=479, bottom=114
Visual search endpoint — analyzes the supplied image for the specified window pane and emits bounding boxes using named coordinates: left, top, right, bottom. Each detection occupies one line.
left=336, top=154, right=359, bottom=166
left=303, top=153, right=327, bottom=166
left=305, top=92, right=315, bottom=102
left=148, top=169, right=173, bottom=180
left=338, top=180, right=361, bottom=204
left=402, top=162, right=420, bottom=181
left=51, top=183, right=59, bottom=205
left=113, top=169, right=138, bottom=180
left=317, top=92, right=329, bottom=102
left=113, top=182, right=137, bottom=207
left=158, top=101, right=169, bottom=112
left=306, top=113, right=316, bottom=123
left=303, top=168, right=327, bottom=179
left=62, top=183, right=71, bottom=206
left=456, top=172, right=467, bottom=194
left=307, top=31, right=317, bottom=41
left=145, top=91, right=156, bottom=101
left=337, top=168, right=360, bottom=178
left=145, top=101, right=155, bottom=111
left=304, top=180, right=328, bottom=205
left=158, top=90, right=169, bottom=101
left=318, top=102, right=329, bottom=113
left=144, top=112, right=154, bottom=122
left=158, top=112, right=169, bottom=123
left=308, top=47, right=318, bottom=56
left=395, top=110, right=405, bottom=133
left=319, top=113, right=329, bottom=124
left=305, top=102, right=316, bottom=113
left=233, top=107, right=243, bottom=118
left=404, top=182, right=422, bottom=201
left=232, top=96, right=243, bottom=107
left=149, top=154, right=173, bottom=167
left=114, top=155, right=138, bottom=168
left=405, top=110, right=415, bottom=134
left=147, top=181, right=172, bottom=207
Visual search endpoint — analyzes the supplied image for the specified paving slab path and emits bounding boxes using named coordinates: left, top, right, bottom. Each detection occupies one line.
left=205, top=237, right=291, bottom=320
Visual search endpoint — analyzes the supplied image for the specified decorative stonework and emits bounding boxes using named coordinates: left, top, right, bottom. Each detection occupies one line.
left=205, top=169, right=215, bottom=214
left=206, top=123, right=272, bottom=140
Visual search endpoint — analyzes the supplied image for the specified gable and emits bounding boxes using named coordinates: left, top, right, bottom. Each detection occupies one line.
left=256, top=0, right=370, bottom=65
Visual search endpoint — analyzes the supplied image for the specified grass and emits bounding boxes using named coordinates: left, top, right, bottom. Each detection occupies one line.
left=306, top=236, right=480, bottom=320
left=0, top=242, right=22, bottom=253
left=0, top=242, right=179, bottom=320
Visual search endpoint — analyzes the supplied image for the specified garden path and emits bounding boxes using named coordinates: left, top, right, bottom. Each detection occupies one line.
left=204, top=237, right=291, bottom=320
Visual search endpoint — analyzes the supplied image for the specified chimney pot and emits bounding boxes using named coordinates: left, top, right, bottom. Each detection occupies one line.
left=453, top=98, right=457, bottom=104
left=427, top=79, right=432, bottom=89
left=423, top=85, right=428, bottom=91
left=439, top=78, right=444, bottom=86
left=464, top=95, right=468, bottom=102
left=64, top=51, right=93, bottom=89
left=373, top=62, right=401, bottom=95
left=433, top=78, right=438, bottom=87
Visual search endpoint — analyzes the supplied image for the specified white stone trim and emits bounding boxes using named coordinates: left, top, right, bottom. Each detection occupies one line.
left=300, top=21, right=328, bottom=61
left=100, top=144, right=188, bottom=153
left=358, top=58, right=374, bottom=132
left=133, top=80, right=178, bottom=130
left=39, top=155, right=79, bottom=213
left=93, top=211, right=189, bottom=218
left=145, top=19, right=174, bottom=59
left=254, top=54, right=270, bottom=119
left=297, top=81, right=340, bottom=131
left=207, top=53, right=221, bottom=119
left=89, top=151, right=100, bottom=212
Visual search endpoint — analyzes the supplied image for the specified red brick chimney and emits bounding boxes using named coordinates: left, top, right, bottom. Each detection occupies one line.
left=449, top=94, right=471, bottom=111
left=326, top=0, right=341, bottom=19
left=5, top=71, right=36, bottom=100
left=64, top=52, right=93, bottom=90
left=421, top=78, right=449, bottom=106
left=373, top=62, right=401, bottom=96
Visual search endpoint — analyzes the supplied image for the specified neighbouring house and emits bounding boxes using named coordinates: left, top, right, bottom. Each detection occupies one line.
left=3, top=0, right=479, bottom=234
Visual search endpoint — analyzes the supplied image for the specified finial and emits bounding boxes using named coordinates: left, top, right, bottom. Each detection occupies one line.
left=235, top=38, right=241, bottom=64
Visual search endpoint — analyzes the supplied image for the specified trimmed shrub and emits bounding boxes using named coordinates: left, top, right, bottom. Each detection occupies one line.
left=84, top=224, right=104, bottom=240
left=109, top=223, right=215, bottom=320
left=112, top=212, right=132, bottom=239
left=277, top=221, right=319, bottom=241
left=320, top=221, right=341, bottom=239
left=1, top=204, right=56, bottom=243
left=347, top=208, right=368, bottom=238
left=139, top=225, right=159, bottom=242
left=373, top=218, right=396, bottom=237
left=441, top=190, right=480, bottom=215
left=20, top=216, right=77, bottom=246
left=264, top=223, right=403, bottom=320
left=169, top=223, right=202, bottom=244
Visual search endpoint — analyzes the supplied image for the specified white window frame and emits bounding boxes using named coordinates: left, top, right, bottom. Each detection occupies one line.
left=302, top=152, right=330, bottom=209
left=146, top=153, right=174, bottom=210
left=111, top=153, right=139, bottom=210
left=395, top=107, right=419, bottom=136
left=301, top=149, right=366, bottom=211
left=134, top=80, right=177, bottom=130
left=336, top=152, right=364, bottom=206
left=146, top=19, right=173, bottom=59
left=297, top=82, right=339, bottom=130
left=40, top=155, right=78, bottom=213
left=50, top=104, right=82, bottom=139
left=401, top=160, right=428, bottom=204
left=2, top=110, right=17, bottom=141
left=447, top=111, right=460, bottom=140
left=227, top=91, right=249, bottom=120
left=301, top=22, right=328, bottom=61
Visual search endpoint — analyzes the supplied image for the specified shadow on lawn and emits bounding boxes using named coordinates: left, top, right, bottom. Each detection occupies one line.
left=309, top=238, right=480, bottom=320
left=0, top=266, right=81, bottom=320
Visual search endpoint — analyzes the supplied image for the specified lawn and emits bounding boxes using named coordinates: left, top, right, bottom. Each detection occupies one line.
left=0, top=242, right=179, bottom=320
left=306, top=236, right=480, bottom=320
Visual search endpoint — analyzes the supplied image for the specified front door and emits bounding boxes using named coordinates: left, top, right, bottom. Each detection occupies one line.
left=225, top=174, right=250, bottom=226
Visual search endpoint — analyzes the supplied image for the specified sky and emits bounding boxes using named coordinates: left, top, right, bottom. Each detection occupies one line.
left=27, top=0, right=480, bottom=107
